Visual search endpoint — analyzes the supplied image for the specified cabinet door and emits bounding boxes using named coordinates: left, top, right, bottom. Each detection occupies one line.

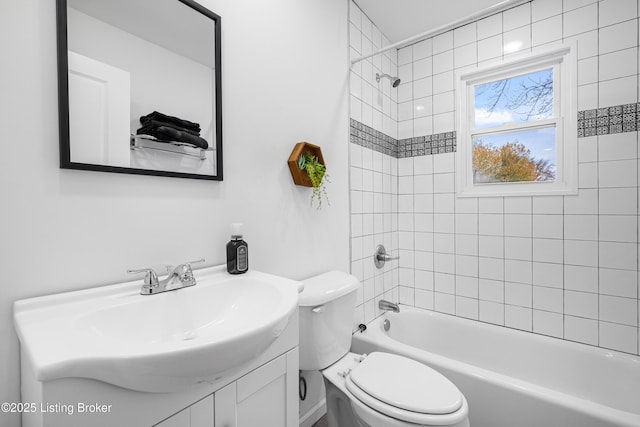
left=155, top=408, right=190, bottom=427
left=191, top=395, right=214, bottom=427
left=215, top=348, right=298, bottom=427
left=154, top=394, right=214, bottom=427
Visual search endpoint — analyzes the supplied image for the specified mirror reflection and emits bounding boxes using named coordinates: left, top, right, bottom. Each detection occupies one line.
left=59, top=0, right=222, bottom=180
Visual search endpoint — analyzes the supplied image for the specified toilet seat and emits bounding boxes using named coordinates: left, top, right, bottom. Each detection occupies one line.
left=345, top=352, right=466, bottom=425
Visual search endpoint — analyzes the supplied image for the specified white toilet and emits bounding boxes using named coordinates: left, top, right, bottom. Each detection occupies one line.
left=299, top=271, right=470, bottom=427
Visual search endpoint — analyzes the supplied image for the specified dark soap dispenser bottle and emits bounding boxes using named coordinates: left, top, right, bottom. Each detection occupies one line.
left=227, top=223, right=248, bottom=274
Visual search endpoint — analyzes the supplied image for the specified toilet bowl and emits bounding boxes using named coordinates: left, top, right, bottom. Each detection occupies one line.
left=299, top=271, right=470, bottom=427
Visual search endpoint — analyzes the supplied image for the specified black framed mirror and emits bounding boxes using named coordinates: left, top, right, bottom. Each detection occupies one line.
left=56, top=0, right=222, bottom=180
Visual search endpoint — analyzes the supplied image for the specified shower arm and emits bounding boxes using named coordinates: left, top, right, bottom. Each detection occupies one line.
left=375, top=73, right=400, bottom=87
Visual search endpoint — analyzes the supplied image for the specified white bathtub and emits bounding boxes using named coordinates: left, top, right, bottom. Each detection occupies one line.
left=351, top=306, right=640, bottom=427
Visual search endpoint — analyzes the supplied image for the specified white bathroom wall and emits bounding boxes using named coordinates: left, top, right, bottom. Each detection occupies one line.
left=393, top=0, right=640, bottom=355
left=0, top=0, right=349, bottom=426
left=348, top=2, right=401, bottom=327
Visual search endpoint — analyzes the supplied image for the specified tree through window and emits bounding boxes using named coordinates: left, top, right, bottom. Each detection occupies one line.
left=472, top=68, right=556, bottom=184
left=456, top=44, right=577, bottom=197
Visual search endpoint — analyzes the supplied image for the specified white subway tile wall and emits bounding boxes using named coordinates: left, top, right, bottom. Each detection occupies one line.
left=349, top=0, right=640, bottom=355
left=350, top=3, right=400, bottom=327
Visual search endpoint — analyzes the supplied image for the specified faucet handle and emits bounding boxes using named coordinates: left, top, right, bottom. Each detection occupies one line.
left=171, top=259, right=204, bottom=280
left=126, top=267, right=159, bottom=286
left=172, top=259, right=205, bottom=275
left=186, top=258, right=205, bottom=268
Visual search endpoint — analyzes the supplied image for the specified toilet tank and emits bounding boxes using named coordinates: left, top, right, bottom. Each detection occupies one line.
left=298, top=271, right=359, bottom=371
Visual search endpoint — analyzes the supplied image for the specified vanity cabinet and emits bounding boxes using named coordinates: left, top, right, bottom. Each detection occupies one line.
left=156, top=349, right=298, bottom=427
left=215, top=348, right=298, bottom=427
left=156, top=395, right=214, bottom=427
left=19, top=307, right=300, bottom=427
left=16, top=267, right=302, bottom=427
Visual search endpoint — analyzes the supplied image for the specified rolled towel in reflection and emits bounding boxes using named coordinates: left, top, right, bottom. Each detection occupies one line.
left=137, top=125, right=209, bottom=149
left=140, top=111, right=201, bottom=133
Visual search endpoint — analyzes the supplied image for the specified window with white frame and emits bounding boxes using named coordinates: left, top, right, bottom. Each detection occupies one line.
left=456, top=44, right=577, bottom=197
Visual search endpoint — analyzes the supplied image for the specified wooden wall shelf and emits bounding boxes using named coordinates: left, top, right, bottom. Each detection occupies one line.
left=287, top=142, right=325, bottom=187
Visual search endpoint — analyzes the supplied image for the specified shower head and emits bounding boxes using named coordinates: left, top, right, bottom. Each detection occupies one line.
left=376, top=73, right=401, bottom=88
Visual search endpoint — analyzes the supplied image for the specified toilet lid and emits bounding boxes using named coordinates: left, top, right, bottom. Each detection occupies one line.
left=348, top=352, right=463, bottom=415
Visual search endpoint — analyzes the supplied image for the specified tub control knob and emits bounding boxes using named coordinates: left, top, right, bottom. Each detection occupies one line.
left=374, top=244, right=399, bottom=269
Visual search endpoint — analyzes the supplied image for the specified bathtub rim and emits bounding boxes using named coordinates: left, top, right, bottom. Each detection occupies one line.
left=352, top=306, right=640, bottom=427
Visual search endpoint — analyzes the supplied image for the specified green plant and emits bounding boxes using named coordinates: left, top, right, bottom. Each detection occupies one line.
left=297, top=151, right=330, bottom=209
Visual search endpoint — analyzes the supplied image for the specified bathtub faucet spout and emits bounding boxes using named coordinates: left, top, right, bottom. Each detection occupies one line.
left=378, top=300, right=400, bottom=313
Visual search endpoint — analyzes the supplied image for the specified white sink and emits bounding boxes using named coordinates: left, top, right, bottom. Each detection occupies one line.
left=14, top=266, right=302, bottom=392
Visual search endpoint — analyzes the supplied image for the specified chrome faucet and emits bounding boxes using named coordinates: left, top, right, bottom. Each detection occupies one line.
left=128, top=259, right=205, bottom=295
left=378, top=299, right=400, bottom=313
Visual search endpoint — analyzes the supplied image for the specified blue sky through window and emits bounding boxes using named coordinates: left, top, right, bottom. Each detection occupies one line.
left=474, top=68, right=553, bottom=129
left=471, top=68, right=556, bottom=183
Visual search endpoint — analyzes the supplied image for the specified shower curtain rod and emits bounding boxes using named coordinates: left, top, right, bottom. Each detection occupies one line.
left=350, top=0, right=532, bottom=65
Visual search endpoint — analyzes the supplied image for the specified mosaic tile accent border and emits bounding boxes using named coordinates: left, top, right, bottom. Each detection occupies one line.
left=398, top=132, right=457, bottom=158
left=350, top=119, right=398, bottom=157
left=349, top=119, right=457, bottom=159
left=578, top=103, right=638, bottom=137
left=352, top=102, right=639, bottom=158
